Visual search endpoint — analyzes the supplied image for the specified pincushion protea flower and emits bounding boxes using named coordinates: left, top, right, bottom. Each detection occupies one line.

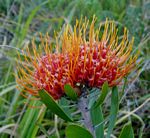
left=16, top=17, right=138, bottom=100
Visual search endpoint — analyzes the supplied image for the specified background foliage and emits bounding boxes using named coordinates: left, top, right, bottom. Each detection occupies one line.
left=0, top=0, right=150, bottom=138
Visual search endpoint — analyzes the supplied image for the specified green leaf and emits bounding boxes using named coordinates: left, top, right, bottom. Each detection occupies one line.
left=106, top=86, right=119, bottom=138
left=59, top=97, right=72, bottom=116
left=17, top=6, right=40, bottom=47
left=39, top=90, right=73, bottom=122
left=93, top=82, right=109, bottom=108
left=17, top=1, right=49, bottom=47
left=19, top=100, right=45, bottom=138
left=36, top=123, right=50, bottom=138
left=0, top=84, right=17, bottom=97
left=65, top=124, right=93, bottom=138
left=88, top=88, right=100, bottom=109
left=119, top=77, right=127, bottom=103
left=119, top=122, right=134, bottom=138
left=64, top=84, right=78, bottom=101
left=91, top=106, right=104, bottom=138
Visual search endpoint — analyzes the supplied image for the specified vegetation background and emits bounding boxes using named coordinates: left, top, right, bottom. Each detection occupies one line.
left=0, top=0, right=149, bottom=138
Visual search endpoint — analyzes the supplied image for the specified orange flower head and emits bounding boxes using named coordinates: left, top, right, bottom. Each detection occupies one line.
left=16, top=17, right=139, bottom=99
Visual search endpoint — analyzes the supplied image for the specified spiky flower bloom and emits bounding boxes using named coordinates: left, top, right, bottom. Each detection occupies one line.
left=16, top=17, right=138, bottom=100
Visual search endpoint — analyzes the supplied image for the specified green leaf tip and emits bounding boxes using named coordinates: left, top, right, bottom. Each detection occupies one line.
left=39, top=90, right=73, bottom=122
left=64, top=84, right=78, bottom=101
left=65, top=124, right=93, bottom=138
left=119, top=122, right=134, bottom=138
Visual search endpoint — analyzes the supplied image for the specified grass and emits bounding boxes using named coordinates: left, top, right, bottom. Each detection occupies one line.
left=0, top=0, right=150, bottom=138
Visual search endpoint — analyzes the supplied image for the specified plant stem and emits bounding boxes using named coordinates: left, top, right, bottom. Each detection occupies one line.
left=78, top=93, right=95, bottom=138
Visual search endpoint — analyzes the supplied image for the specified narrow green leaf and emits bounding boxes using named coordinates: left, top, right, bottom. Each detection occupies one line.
left=0, top=85, right=17, bottom=97
left=17, top=6, right=40, bottom=47
left=15, top=3, right=23, bottom=35
left=6, top=89, right=20, bottom=123
left=88, top=88, right=100, bottom=109
left=36, top=123, right=50, bottom=138
left=91, top=105, right=104, bottom=138
left=17, top=1, right=49, bottom=47
left=64, top=84, right=78, bottom=101
left=19, top=100, right=44, bottom=138
left=59, top=97, right=72, bottom=116
left=119, top=122, right=134, bottom=138
left=65, top=124, right=93, bottom=138
left=93, top=82, right=109, bottom=108
left=119, top=77, right=127, bottom=103
left=39, top=90, right=73, bottom=122
left=30, top=107, right=46, bottom=138
left=106, top=86, right=119, bottom=138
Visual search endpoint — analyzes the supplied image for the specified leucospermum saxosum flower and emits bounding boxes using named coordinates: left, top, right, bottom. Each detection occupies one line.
left=16, top=17, right=139, bottom=100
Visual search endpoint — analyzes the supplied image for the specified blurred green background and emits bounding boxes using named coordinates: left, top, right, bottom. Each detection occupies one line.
left=0, top=0, right=150, bottom=138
